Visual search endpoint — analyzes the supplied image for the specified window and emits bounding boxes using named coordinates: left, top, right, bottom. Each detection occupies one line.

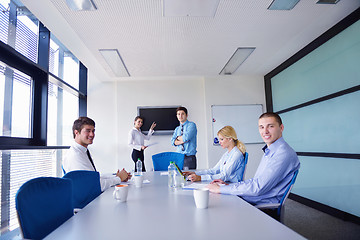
left=0, top=0, right=9, bottom=44
left=0, top=149, right=65, bottom=232
left=47, top=78, right=79, bottom=147
left=0, top=61, right=32, bottom=138
left=0, top=0, right=88, bottom=235
left=0, top=0, right=39, bottom=63
left=49, top=34, right=79, bottom=90
left=47, top=32, right=82, bottom=147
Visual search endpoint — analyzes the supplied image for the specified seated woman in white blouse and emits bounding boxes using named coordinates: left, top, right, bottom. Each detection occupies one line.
left=184, top=126, right=246, bottom=183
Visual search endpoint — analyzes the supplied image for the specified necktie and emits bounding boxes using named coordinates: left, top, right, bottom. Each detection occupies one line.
left=180, top=124, right=185, bottom=151
left=86, top=149, right=97, bottom=171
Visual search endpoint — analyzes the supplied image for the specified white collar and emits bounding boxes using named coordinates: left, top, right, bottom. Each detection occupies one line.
left=72, top=140, right=88, bottom=153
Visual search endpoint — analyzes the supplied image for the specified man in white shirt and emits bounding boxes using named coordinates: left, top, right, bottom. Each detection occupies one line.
left=63, top=117, right=131, bottom=191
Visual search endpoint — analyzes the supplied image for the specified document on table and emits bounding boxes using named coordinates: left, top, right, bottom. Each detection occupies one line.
left=182, top=183, right=210, bottom=190
left=127, top=179, right=151, bottom=184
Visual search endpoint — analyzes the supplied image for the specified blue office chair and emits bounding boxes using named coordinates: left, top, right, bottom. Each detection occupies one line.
left=63, top=170, right=102, bottom=210
left=15, top=177, right=74, bottom=239
left=152, top=152, right=185, bottom=171
left=255, top=170, right=299, bottom=223
left=241, top=152, right=249, bottom=181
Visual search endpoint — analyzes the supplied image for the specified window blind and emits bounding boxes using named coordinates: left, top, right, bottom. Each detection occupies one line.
left=0, top=149, right=60, bottom=231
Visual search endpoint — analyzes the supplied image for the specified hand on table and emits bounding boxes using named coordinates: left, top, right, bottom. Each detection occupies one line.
left=125, top=171, right=132, bottom=181
left=207, top=183, right=221, bottom=194
left=207, top=179, right=228, bottom=193
left=117, top=168, right=131, bottom=182
left=183, top=171, right=195, bottom=176
left=210, top=179, right=226, bottom=184
left=188, top=173, right=201, bottom=182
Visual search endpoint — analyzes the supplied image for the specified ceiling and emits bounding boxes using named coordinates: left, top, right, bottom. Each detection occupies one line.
left=21, top=0, right=360, bottom=79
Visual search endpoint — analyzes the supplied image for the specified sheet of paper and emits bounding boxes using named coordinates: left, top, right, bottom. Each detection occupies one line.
left=146, top=142, right=158, bottom=147
left=160, top=172, right=169, bottom=176
left=126, top=179, right=150, bottom=184
left=182, top=183, right=210, bottom=190
left=182, top=182, right=225, bottom=190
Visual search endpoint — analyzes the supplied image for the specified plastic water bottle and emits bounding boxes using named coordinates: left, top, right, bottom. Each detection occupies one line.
left=136, top=158, right=142, bottom=176
left=168, top=161, right=176, bottom=188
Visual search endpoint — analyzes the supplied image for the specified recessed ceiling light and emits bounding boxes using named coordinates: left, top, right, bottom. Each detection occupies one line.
left=316, top=0, right=340, bottom=4
left=219, top=48, right=255, bottom=75
left=65, top=0, right=97, bottom=11
left=163, top=0, right=220, bottom=17
left=268, top=0, right=300, bottom=10
left=99, top=49, right=130, bottom=77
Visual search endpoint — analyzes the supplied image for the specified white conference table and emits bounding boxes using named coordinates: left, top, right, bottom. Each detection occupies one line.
left=45, top=172, right=305, bottom=240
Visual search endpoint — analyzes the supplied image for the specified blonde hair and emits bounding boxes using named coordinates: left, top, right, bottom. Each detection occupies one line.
left=217, top=126, right=246, bottom=154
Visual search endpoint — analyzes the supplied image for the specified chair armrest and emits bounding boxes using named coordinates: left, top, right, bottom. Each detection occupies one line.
left=255, top=203, right=280, bottom=209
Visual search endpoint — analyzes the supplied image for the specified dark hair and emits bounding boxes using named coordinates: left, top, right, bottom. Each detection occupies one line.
left=134, top=116, right=143, bottom=122
left=176, top=106, right=188, bottom=115
left=72, top=117, right=95, bottom=138
left=259, top=112, right=282, bottom=126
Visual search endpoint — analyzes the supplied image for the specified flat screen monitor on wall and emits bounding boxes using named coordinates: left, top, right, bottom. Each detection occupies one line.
left=137, top=106, right=180, bottom=135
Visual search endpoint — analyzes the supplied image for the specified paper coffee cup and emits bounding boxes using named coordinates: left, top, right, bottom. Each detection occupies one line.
left=134, top=175, right=144, bottom=188
left=193, top=188, right=209, bottom=209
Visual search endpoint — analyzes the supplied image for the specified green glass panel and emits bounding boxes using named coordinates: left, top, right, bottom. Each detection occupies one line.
left=281, top=91, right=360, bottom=154
left=271, top=20, right=360, bottom=112
left=293, top=156, right=360, bottom=217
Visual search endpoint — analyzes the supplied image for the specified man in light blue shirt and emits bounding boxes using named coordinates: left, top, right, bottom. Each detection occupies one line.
left=208, top=112, right=300, bottom=206
left=171, top=107, right=197, bottom=169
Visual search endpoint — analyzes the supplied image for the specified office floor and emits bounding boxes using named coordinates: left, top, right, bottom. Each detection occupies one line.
left=284, top=199, right=360, bottom=240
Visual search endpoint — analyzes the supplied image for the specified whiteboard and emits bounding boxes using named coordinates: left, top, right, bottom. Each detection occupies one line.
left=211, top=104, right=263, bottom=145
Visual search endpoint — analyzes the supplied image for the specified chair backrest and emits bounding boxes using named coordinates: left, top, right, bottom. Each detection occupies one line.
left=278, top=170, right=299, bottom=221
left=63, top=170, right=102, bottom=209
left=241, top=152, right=249, bottom=181
left=15, top=177, right=73, bottom=239
left=152, top=152, right=185, bottom=171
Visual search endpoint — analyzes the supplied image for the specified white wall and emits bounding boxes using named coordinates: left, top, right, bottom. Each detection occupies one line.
left=86, top=71, right=118, bottom=174
left=203, top=76, right=266, bottom=179
left=88, top=74, right=266, bottom=179
left=115, top=77, right=206, bottom=172
left=22, top=0, right=267, bottom=179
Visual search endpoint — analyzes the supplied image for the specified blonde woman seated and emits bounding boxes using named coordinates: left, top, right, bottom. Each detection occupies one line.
left=184, top=126, right=246, bottom=183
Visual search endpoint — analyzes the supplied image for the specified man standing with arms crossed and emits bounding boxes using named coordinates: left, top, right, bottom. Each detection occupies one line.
left=171, top=107, right=197, bottom=170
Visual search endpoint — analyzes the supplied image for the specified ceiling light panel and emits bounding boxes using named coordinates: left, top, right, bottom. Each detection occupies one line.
left=99, top=49, right=130, bottom=77
left=163, top=0, right=220, bottom=17
left=219, top=48, right=255, bottom=75
left=316, top=0, right=340, bottom=4
left=66, top=0, right=97, bottom=11
left=268, top=0, right=300, bottom=10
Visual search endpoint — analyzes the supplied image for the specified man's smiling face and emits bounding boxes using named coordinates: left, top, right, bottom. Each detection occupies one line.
left=75, top=124, right=95, bottom=147
left=258, top=116, right=283, bottom=147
